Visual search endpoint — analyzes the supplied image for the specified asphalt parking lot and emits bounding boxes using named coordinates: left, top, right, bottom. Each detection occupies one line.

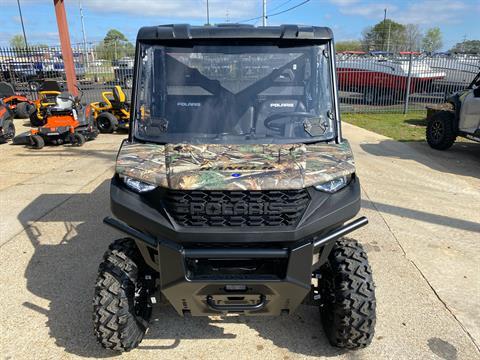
left=0, top=121, right=479, bottom=360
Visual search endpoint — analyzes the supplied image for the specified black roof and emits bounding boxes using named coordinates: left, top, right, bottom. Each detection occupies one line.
left=137, top=24, right=333, bottom=42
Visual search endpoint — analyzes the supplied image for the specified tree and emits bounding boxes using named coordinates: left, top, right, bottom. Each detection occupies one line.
left=335, top=40, right=363, bottom=52
left=10, top=34, right=26, bottom=48
left=95, top=29, right=134, bottom=61
left=450, top=40, right=480, bottom=54
left=422, top=27, right=443, bottom=53
left=362, top=19, right=406, bottom=52
left=104, top=29, right=129, bottom=44
left=404, top=24, right=422, bottom=52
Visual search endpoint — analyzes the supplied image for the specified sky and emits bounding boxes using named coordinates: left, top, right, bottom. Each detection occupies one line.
left=0, top=0, right=479, bottom=50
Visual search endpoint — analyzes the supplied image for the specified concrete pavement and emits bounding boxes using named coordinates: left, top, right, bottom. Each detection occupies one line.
left=0, top=122, right=479, bottom=359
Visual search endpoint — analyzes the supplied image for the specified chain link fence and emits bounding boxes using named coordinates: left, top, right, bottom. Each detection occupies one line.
left=0, top=44, right=134, bottom=104
left=1, top=45, right=479, bottom=113
left=337, top=51, right=480, bottom=113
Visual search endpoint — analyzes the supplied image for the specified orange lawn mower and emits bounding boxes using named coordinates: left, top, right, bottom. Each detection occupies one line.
left=28, top=80, right=64, bottom=127
left=0, top=82, right=35, bottom=119
left=13, top=88, right=98, bottom=149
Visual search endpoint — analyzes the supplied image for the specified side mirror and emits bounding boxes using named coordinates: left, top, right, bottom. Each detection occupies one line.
left=473, top=87, right=480, bottom=98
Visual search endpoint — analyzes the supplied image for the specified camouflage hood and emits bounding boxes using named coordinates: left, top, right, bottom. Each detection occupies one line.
left=116, top=142, right=355, bottom=190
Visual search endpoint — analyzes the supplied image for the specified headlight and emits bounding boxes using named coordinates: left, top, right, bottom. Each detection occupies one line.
left=122, top=176, right=156, bottom=193
left=314, top=174, right=352, bottom=193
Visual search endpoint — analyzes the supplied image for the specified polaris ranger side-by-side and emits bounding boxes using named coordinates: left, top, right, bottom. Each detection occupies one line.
left=426, top=71, right=480, bottom=150
left=94, top=24, right=376, bottom=352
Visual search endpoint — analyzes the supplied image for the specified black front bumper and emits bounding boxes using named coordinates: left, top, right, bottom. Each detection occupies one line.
left=105, top=215, right=367, bottom=316
left=106, top=177, right=366, bottom=316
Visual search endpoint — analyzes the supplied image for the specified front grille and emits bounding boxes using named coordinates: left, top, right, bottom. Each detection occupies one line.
left=165, top=189, right=310, bottom=227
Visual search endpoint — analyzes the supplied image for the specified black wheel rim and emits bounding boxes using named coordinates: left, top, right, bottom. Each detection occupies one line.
left=97, top=117, right=109, bottom=130
left=431, top=120, right=444, bottom=142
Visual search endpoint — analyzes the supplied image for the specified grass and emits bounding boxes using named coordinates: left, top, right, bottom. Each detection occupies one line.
left=84, top=71, right=115, bottom=82
left=342, top=112, right=427, bottom=142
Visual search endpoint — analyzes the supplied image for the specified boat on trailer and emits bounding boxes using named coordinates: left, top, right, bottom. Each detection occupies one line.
left=337, top=52, right=445, bottom=104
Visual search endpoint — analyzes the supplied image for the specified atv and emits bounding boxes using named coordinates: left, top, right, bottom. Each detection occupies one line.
left=13, top=86, right=98, bottom=149
left=0, top=81, right=35, bottom=119
left=29, top=80, right=63, bottom=127
left=90, top=85, right=130, bottom=133
left=94, top=24, right=376, bottom=352
left=426, top=71, right=480, bottom=150
left=0, top=100, right=15, bottom=143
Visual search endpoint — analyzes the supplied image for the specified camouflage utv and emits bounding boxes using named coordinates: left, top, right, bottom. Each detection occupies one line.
left=94, top=24, right=376, bottom=352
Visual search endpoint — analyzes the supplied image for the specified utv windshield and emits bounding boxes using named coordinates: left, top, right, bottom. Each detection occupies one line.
left=135, top=43, right=335, bottom=144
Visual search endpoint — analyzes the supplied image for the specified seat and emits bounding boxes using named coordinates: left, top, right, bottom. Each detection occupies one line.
left=49, top=92, right=75, bottom=115
left=38, top=80, right=62, bottom=93
left=111, top=86, right=129, bottom=111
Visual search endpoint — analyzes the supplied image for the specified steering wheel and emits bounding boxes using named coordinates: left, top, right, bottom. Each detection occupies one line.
left=264, top=111, right=317, bottom=132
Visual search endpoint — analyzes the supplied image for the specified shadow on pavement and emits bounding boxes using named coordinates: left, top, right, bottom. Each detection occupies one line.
left=364, top=201, right=480, bottom=234
left=360, top=139, right=480, bottom=180
left=19, top=179, right=343, bottom=358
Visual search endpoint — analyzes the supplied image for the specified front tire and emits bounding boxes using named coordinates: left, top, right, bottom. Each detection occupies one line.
left=71, top=132, right=86, bottom=147
left=426, top=111, right=457, bottom=150
left=93, top=238, right=155, bottom=352
left=29, top=134, right=45, bottom=149
left=319, top=238, right=376, bottom=349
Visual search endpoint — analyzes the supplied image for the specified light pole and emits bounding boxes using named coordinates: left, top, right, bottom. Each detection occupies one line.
left=206, top=0, right=210, bottom=25
left=79, top=0, right=88, bottom=65
left=16, top=0, right=29, bottom=48
left=262, top=0, right=267, bottom=26
left=383, top=8, right=391, bottom=52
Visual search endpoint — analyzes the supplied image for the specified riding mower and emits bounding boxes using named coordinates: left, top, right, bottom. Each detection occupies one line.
left=94, top=24, right=376, bottom=352
left=0, top=81, right=35, bottom=119
left=13, top=86, right=98, bottom=149
left=90, top=85, right=130, bottom=133
left=29, top=80, right=63, bottom=127
left=0, top=100, right=15, bottom=143
left=426, top=71, right=480, bottom=149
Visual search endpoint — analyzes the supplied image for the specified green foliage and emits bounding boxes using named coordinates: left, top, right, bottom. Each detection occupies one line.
left=104, top=29, right=128, bottom=43
left=422, top=27, right=443, bottom=53
left=362, top=19, right=406, bottom=52
left=335, top=40, right=363, bottom=52
left=95, top=29, right=134, bottom=61
left=450, top=40, right=480, bottom=54
left=10, top=34, right=26, bottom=48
